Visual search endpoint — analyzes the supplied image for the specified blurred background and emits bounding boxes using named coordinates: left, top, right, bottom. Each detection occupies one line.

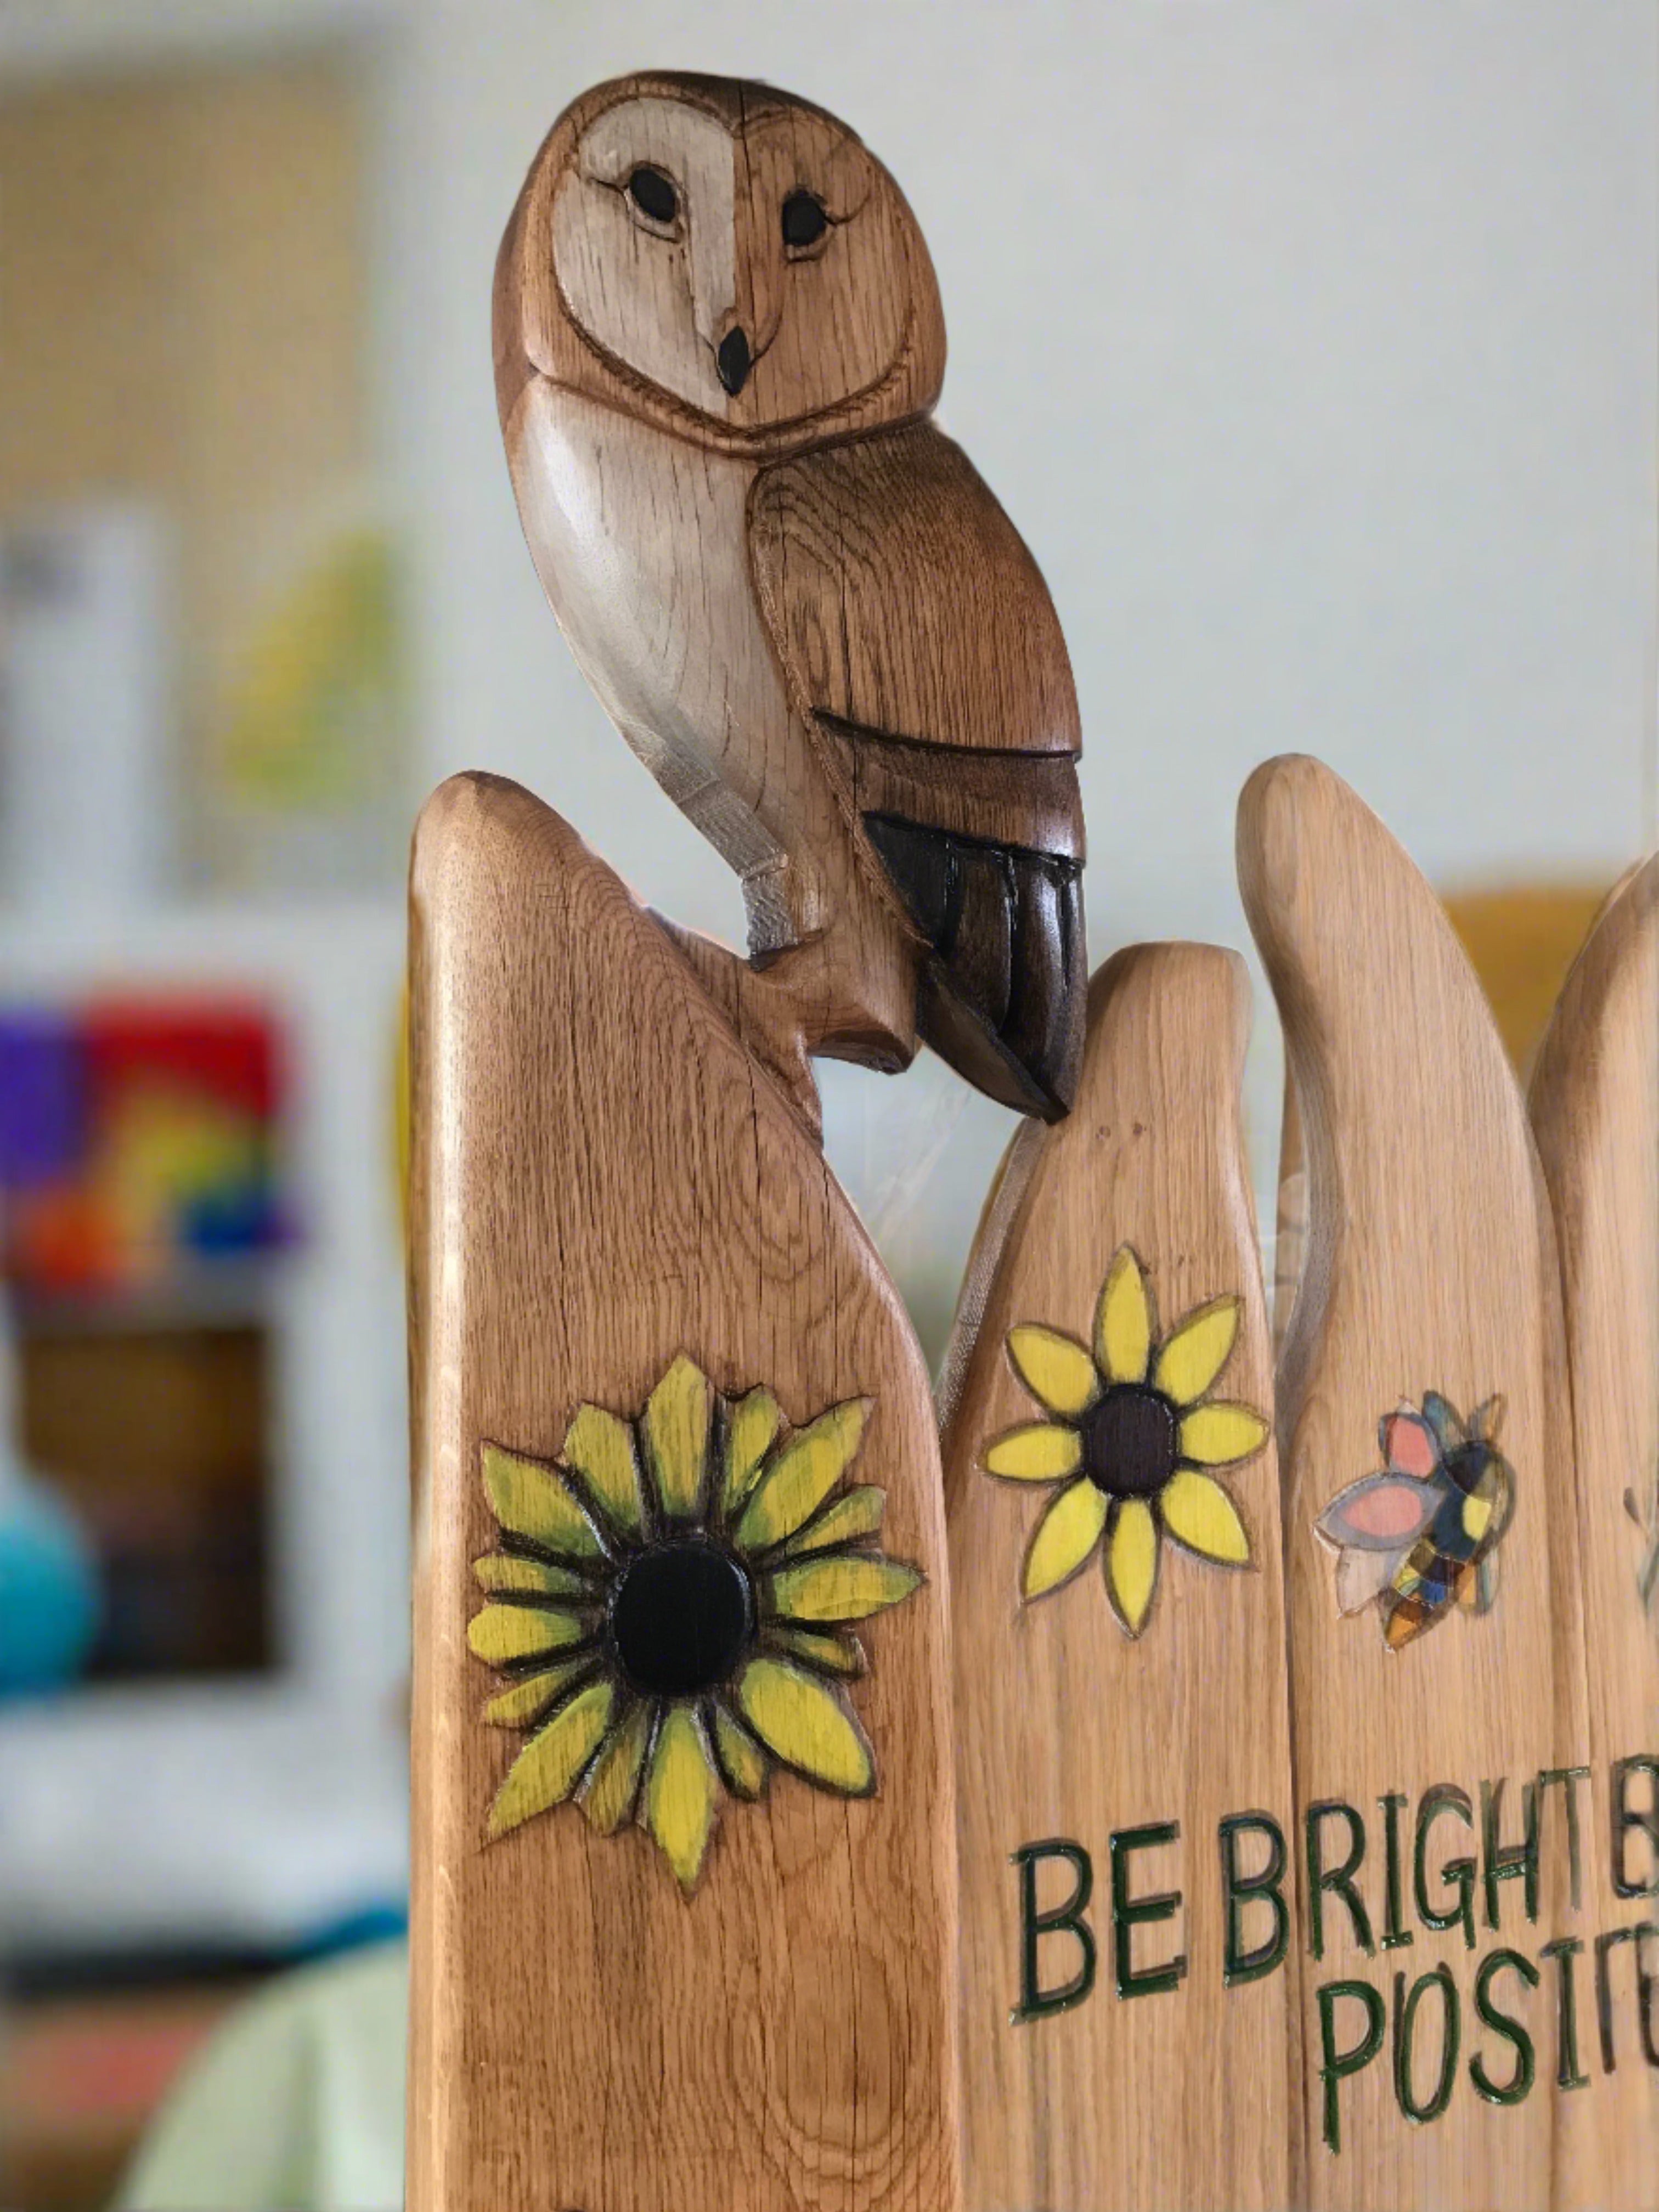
left=0, top=1, right=1651, bottom=2204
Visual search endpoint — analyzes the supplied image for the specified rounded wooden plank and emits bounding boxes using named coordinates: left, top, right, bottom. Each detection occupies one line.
left=408, top=774, right=959, bottom=2212
left=943, top=943, right=1299, bottom=2210
left=1529, top=854, right=1659, bottom=2212
left=1238, top=754, right=1589, bottom=2207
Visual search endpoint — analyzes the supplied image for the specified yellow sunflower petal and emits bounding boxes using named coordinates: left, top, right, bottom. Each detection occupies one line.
left=643, top=1355, right=713, bottom=1519
left=1180, top=1402, right=1271, bottom=1467
left=1107, top=1497, right=1159, bottom=1636
left=1007, top=1324, right=1101, bottom=1418
left=770, top=1625, right=866, bottom=1677
left=768, top=1554, right=923, bottom=1624
left=1022, top=1477, right=1109, bottom=1599
left=1153, top=1295, right=1243, bottom=1407
left=487, top=1679, right=613, bottom=1839
left=1160, top=1469, right=1251, bottom=1565
left=724, top=1387, right=783, bottom=1511
left=483, top=1660, right=592, bottom=1729
left=1096, top=1245, right=1153, bottom=1384
left=482, top=1444, right=603, bottom=1558
left=712, top=1706, right=767, bottom=1799
left=645, top=1705, right=721, bottom=1892
left=737, top=1657, right=875, bottom=1795
left=560, top=1403, right=643, bottom=1534
left=467, top=1602, right=587, bottom=1667
left=579, top=1699, right=653, bottom=1835
left=736, top=1399, right=871, bottom=1550
left=781, top=1485, right=885, bottom=1558
left=984, top=1422, right=1083, bottom=1482
left=472, top=1553, right=588, bottom=1599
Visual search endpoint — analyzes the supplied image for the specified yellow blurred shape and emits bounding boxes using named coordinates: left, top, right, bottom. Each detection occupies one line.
left=1443, top=885, right=1614, bottom=1076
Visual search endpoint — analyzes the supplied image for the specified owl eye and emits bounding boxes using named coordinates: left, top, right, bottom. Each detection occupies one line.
left=781, top=190, right=828, bottom=251
left=627, top=166, right=679, bottom=227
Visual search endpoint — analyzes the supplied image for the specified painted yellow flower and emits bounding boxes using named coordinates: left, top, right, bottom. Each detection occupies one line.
left=469, top=1356, right=922, bottom=1893
left=983, top=1245, right=1268, bottom=1637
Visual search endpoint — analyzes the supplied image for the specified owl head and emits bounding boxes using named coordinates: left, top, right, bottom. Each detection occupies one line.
left=495, top=72, right=946, bottom=453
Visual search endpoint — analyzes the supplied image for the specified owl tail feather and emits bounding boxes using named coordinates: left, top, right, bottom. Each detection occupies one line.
left=862, top=813, right=1086, bottom=1121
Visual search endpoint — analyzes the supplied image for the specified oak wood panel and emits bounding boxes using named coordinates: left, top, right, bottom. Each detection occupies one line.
left=1239, top=754, right=1589, bottom=2208
left=942, top=944, right=1299, bottom=2209
left=1529, top=855, right=1659, bottom=2211
left=407, top=774, right=959, bottom=2212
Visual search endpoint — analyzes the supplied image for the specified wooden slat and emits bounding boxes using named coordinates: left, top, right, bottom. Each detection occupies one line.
left=1529, top=855, right=1659, bottom=2212
left=941, top=943, right=1299, bottom=2208
left=1239, top=753, right=1590, bottom=2207
left=407, top=773, right=960, bottom=2212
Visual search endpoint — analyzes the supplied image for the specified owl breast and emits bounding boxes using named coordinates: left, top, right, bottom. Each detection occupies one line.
left=504, top=382, right=815, bottom=911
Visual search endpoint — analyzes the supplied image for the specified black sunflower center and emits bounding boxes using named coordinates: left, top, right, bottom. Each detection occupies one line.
left=608, top=1538, right=754, bottom=1699
left=1081, top=1385, right=1180, bottom=1499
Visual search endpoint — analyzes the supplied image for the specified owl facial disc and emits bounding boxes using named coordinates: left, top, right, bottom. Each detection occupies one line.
left=545, top=82, right=932, bottom=437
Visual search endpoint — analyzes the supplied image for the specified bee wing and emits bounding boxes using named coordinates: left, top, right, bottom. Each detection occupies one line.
left=1334, top=1545, right=1400, bottom=1615
left=1317, top=1471, right=1440, bottom=1552
left=1465, top=1393, right=1506, bottom=1444
left=1379, top=1408, right=1440, bottom=1479
left=1421, top=1391, right=1465, bottom=1452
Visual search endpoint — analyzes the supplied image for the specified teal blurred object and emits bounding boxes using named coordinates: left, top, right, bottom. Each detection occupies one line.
left=0, top=1469, right=101, bottom=1693
left=0, top=1302, right=101, bottom=1692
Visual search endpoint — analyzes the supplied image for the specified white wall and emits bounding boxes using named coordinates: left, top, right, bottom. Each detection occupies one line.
left=395, top=0, right=1658, bottom=1346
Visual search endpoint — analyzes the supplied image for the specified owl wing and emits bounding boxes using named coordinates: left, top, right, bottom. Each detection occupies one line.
left=748, top=418, right=1086, bottom=1119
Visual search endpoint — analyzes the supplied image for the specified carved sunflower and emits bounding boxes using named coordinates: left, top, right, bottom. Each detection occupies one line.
left=469, top=1356, right=922, bottom=1892
left=983, top=1245, right=1268, bottom=1636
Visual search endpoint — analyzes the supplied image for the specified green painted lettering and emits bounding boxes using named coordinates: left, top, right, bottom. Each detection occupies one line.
left=1317, top=1978, right=1386, bottom=2154
left=1218, top=1812, right=1290, bottom=1988
left=1481, top=1776, right=1540, bottom=1931
left=1414, top=1784, right=1476, bottom=1950
left=1110, top=1821, right=1186, bottom=1999
left=1541, top=1936, right=1590, bottom=2091
left=1595, top=1923, right=1641, bottom=2074
left=1539, top=1764, right=1591, bottom=1910
left=1012, top=1839, right=1096, bottom=2023
left=1306, top=1800, right=1373, bottom=1961
left=1611, top=1756, right=1659, bottom=1899
left=1470, top=1946, right=1539, bottom=2106
left=1379, top=1791, right=1412, bottom=1950
left=1635, top=1921, right=1659, bottom=2067
left=1392, top=1965, right=1460, bottom=2125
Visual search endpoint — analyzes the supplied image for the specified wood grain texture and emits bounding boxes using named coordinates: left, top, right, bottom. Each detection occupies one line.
left=407, top=774, right=959, bottom=2212
left=1528, top=855, right=1659, bottom=2212
left=1239, top=754, right=1590, bottom=2207
left=748, top=419, right=1082, bottom=765
left=1271, top=1075, right=1306, bottom=1357
left=496, top=73, right=945, bottom=459
left=941, top=944, right=1299, bottom=2210
left=494, top=71, right=1085, bottom=1118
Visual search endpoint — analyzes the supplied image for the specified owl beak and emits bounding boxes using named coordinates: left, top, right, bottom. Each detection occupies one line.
left=715, top=325, right=752, bottom=397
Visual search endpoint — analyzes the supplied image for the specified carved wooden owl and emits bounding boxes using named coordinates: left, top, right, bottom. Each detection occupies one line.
left=495, top=71, right=1085, bottom=1118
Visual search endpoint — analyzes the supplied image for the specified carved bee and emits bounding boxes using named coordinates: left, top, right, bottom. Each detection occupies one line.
left=1316, top=1392, right=1515, bottom=1650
